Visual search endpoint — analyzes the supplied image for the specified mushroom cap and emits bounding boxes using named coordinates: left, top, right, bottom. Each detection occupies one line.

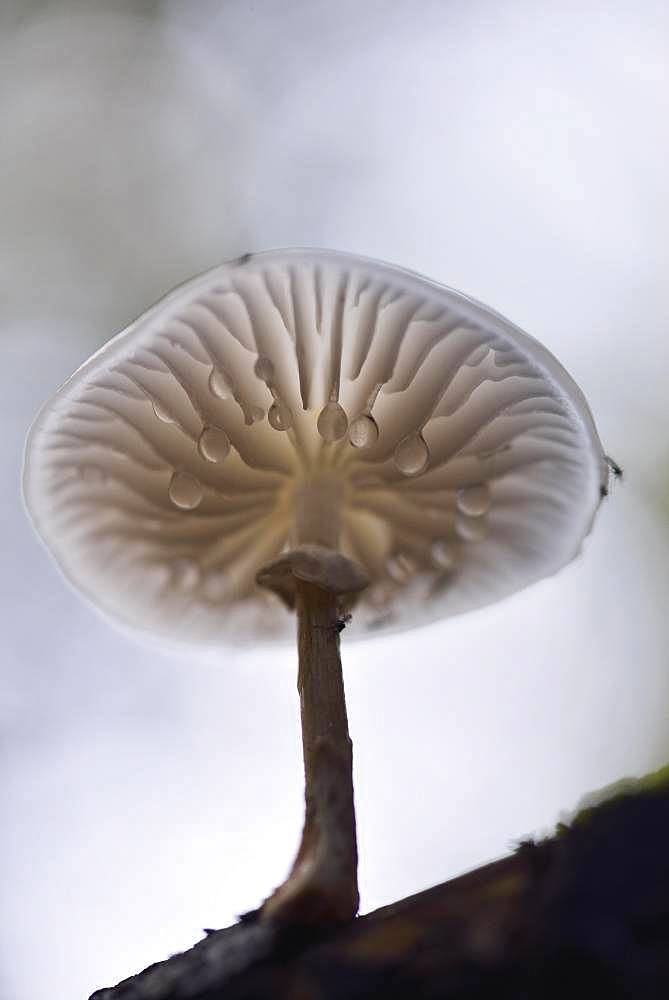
left=23, top=249, right=607, bottom=645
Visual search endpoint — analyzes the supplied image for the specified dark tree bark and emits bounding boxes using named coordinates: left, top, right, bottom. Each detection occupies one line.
left=90, top=766, right=669, bottom=1000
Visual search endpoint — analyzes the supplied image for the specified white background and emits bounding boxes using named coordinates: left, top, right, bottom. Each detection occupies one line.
left=1, top=3, right=668, bottom=999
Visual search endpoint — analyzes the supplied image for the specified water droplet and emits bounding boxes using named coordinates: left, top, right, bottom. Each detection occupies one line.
left=349, top=413, right=379, bottom=449
left=249, top=405, right=265, bottom=424
left=198, top=426, right=231, bottom=463
left=254, top=356, right=275, bottom=382
left=268, top=401, right=293, bottom=431
left=152, top=399, right=175, bottom=423
left=209, top=367, right=234, bottom=400
left=393, top=433, right=429, bottom=476
left=317, top=401, right=348, bottom=442
left=386, top=553, right=417, bottom=583
left=80, top=465, right=107, bottom=485
left=456, top=483, right=491, bottom=517
left=168, top=470, right=203, bottom=510
left=455, top=514, right=488, bottom=543
left=172, top=557, right=201, bottom=589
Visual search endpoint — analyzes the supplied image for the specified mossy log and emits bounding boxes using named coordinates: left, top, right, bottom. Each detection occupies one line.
left=90, top=766, right=669, bottom=1000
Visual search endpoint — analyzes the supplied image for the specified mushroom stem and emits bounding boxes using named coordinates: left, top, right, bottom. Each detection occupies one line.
left=261, top=578, right=359, bottom=926
left=292, top=473, right=343, bottom=550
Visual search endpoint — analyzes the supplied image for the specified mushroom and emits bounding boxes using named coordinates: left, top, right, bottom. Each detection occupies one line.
left=23, top=248, right=608, bottom=927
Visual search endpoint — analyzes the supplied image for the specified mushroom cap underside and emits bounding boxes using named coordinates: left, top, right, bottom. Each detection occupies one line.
left=23, top=248, right=607, bottom=645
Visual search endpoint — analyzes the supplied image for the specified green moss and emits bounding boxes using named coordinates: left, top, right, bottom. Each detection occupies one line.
left=568, top=762, right=669, bottom=831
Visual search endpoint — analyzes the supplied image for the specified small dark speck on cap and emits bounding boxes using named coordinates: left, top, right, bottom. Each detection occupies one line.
left=236, top=253, right=253, bottom=266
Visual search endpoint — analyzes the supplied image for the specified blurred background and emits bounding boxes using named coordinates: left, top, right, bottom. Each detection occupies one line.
left=1, top=2, right=668, bottom=998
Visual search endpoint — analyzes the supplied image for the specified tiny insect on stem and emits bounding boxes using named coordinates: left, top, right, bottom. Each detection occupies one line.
left=315, top=614, right=352, bottom=634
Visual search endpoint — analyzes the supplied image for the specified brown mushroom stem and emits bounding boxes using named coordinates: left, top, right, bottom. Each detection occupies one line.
left=261, top=577, right=359, bottom=926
